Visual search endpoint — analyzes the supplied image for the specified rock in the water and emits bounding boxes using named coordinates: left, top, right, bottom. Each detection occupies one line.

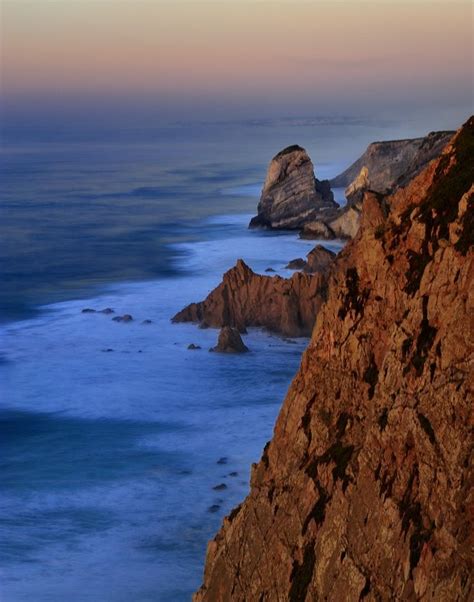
left=99, top=308, right=114, bottom=314
left=285, top=257, right=307, bottom=270
left=249, top=145, right=337, bottom=230
left=304, top=244, right=336, bottom=273
left=81, top=308, right=96, bottom=313
left=112, top=314, right=133, bottom=322
left=193, top=117, right=474, bottom=602
left=208, top=505, right=220, bottom=513
left=141, top=319, right=152, bottom=324
left=212, top=483, right=227, bottom=491
left=187, top=343, right=201, bottom=350
left=211, top=327, right=249, bottom=354
left=300, top=220, right=336, bottom=240
left=172, top=259, right=329, bottom=337
left=217, top=457, right=228, bottom=465
left=300, top=204, right=362, bottom=240
left=265, top=267, right=276, bottom=272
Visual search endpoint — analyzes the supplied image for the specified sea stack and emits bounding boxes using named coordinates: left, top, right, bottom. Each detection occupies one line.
left=249, top=145, right=337, bottom=230
left=194, top=117, right=474, bottom=601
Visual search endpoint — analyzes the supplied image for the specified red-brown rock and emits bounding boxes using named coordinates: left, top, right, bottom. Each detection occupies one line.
left=172, top=259, right=330, bottom=337
left=193, top=117, right=474, bottom=601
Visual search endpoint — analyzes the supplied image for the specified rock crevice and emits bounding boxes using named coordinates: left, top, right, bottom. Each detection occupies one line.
left=193, top=117, right=473, bottom=601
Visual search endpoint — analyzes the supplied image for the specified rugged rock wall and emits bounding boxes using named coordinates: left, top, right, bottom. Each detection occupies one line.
left=194, top=117, right=473, bottom=601
left=172, top=259, right=329, bottom=337
left=249, top=145, right=337, bottom=230
left=330, top=131, right=454, bottom=193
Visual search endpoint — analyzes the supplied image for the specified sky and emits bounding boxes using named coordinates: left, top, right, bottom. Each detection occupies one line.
left=1, top=1, right=472, bottom=127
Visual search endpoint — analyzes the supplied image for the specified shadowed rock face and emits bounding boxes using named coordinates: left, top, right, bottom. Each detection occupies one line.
left=249, top=145, right=337, bottom=230
left=193, top=117, right=473, bottom=601
left=172, top=258, right=331, bottom=338
left=211, top=327, right=249, bottom=353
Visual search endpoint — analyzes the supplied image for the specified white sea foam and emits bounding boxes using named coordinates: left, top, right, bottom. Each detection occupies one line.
left=0, top=217, right=344, bottom=601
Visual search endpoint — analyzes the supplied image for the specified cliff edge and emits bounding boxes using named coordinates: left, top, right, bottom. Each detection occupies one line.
left=194, top=117, right=473, bottom=601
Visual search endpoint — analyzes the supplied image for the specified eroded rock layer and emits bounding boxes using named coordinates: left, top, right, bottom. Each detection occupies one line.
left=194, top=117, right=474, bottom=601
left=172, top=259, right=329, bottom=337
left=249, top=145, right=337, bottom=230
left=330, top=131, right=455, bottom=194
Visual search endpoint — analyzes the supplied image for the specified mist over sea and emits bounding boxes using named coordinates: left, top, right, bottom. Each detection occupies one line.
left=0, top=117, right=430, bottom=600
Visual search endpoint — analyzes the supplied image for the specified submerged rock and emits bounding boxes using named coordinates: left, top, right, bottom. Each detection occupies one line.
left=141, top=319, right=153, bottom=324
left=112, top=314, right=133, bottom=323
left=212, top=483, right=227, bottom=491
left=187, top=343, right=201, bottom=350
left=99, top=307, right=114, bottom=314
left=249, top=145, right=337, bottom=230
left=211, top=327, right=249, bottom=354
left=81, top=308, right=96, bottom=313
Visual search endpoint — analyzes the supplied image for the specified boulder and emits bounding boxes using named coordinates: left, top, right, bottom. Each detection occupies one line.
left=112, top=314, right=133, bottom=322
left=300, top=220, right=336, bottom=240
left=210, top=327, right=249, bottom=353
left=285, top=258, right=307, bottom=270
left=304, top=245, right=336, bottom=273
left=249, top=145, right=337, bottom=230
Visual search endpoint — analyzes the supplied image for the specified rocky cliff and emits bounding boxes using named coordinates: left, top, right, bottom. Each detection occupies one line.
left=194, top=117, right=473, bottom=601
left=249, top=145, right=337, bottom=230
left=172, top=259, right=330, bottom=338
left=330, top=130, right=455, bottom=195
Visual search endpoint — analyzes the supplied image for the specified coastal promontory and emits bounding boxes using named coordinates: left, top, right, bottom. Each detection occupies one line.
left=194, top=117, right=473, bottom=601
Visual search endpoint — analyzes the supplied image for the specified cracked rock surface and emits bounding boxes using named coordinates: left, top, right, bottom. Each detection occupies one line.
left=193, top=117, right=473, bottom=601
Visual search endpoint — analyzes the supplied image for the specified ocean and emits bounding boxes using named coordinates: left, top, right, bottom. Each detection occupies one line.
left=0, top=118, right=416, bottom=600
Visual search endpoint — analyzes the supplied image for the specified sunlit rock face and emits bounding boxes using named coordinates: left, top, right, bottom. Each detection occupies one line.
left=249, top=145, right=337, bottom=230
left=330, top=130, right=455, bottom=199
left=172, top=258, right=331, bottom=338
left=194, top=117, right=474, bottom=602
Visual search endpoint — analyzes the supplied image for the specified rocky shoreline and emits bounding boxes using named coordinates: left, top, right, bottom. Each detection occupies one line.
left=179, top=117, right=473, bottom=601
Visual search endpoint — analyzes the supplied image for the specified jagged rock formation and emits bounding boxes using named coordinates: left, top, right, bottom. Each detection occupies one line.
left=301, top=131, right=455, bottom=241
left=305, top=245, right=336, bottom=273
left=287, top=246, right=337, bottom=274
left=172, top=258, right=331, bottom=337
left=345, top=166, right=370, bottom=205
left=194, top=117, right=473, bottom=601
left=210, top=327, right=249, bottom=353
left=249, top=145, right=337, bottom=230
left=300, top=204, right=362, bottom=241
left=330, top=130, right=455, bottom=196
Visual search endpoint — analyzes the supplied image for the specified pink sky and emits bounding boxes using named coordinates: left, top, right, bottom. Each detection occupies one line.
left=1, top=1, right=472, bottom=119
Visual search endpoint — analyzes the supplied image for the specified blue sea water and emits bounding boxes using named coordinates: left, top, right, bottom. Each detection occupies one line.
left=0, top=118, right=408, bottom=600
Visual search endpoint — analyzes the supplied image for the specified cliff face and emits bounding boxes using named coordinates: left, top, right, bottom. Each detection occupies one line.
left=249, top=145, right=337, bottom=230
left=172, top=259, right=329, bottom=337
left=194, top=117, right=473, bottom=601
left=330, top=130, right=454, bottom=194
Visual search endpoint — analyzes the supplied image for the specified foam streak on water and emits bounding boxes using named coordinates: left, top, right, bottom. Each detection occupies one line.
left=0, top=215, right=343, bottom=601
